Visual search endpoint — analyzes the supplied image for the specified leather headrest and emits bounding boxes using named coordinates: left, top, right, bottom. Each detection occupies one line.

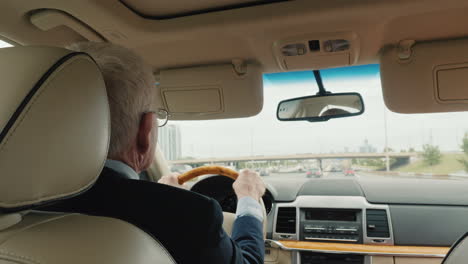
left=0, top=46, right=110, bottom=211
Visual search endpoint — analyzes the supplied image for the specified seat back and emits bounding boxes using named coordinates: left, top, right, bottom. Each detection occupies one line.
left=0, top=46, right=175, bottom=264
left=0, top=212, right=175, bottom=264
left=443, top=233, right=468, bottom=264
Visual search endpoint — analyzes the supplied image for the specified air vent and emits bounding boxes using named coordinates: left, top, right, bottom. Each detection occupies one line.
left=276, top=207, right=296, bottom=234
left=366, top=209, right=390, bottom=238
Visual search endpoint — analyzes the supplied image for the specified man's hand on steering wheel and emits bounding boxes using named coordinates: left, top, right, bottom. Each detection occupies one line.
left=233, top=169, right=266, bottom=202
left=160, top=166, right=268, bottom=239
left=158, top=173, right=187, bottom=189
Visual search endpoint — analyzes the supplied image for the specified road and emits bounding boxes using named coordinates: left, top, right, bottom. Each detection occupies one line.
left=268, top=172, right=352, bottom=179
left=266, top=171, right=468, bottom=180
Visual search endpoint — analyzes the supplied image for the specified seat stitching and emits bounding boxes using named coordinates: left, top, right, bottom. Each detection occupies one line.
left=0, top=249, right=41, bottom=264
left=0, top=57, right=79, bottom=153
left=0, top=213, right=76, bottom=247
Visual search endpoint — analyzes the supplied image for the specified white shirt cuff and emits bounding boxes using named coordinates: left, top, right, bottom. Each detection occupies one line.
left=235, top=196, right=264, bottom=222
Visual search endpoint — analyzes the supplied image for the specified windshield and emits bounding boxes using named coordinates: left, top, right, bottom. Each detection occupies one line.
left=161, top=65, right=468, bottom=179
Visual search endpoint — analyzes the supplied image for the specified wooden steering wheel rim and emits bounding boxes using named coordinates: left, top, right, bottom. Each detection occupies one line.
left=178, top=165, right=239, bottom=185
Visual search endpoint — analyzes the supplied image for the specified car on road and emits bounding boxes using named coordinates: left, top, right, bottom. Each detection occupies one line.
left=329, top=167, right=342, bottom=173
left=306, top=168, right=322, bottom=178
left=343, top=168, right=355, bottom=176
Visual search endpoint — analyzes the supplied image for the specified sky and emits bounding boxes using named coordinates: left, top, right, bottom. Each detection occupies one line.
left=172, top=65, right=468, bottom=159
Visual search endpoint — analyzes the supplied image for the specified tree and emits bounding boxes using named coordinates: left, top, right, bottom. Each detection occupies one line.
left=461, top=133, right=468, bottom=154
left=383, top=147, right=394, bottom=152
left=408, top=147, right=415, bottom=153
left=459, top=159, right=468, bottom=172
left=458, top=133, right=468, bottom=172
left=361, top=158, right=385, bottom=168
left=421, top=144, right=442, bottom=166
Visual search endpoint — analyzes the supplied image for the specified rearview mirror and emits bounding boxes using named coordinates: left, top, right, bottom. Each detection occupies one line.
left=277, top=93, right=364, bottom=122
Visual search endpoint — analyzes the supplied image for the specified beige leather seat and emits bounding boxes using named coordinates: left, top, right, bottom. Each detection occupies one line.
left=0, top=46, right=175, bottom=264
left=443, top=233, right=468, bottom=264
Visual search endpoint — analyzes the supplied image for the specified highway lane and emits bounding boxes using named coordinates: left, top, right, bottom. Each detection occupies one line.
left=268, top=171, right=356, bottom=179
left=266, top=171, right=468, bottom=180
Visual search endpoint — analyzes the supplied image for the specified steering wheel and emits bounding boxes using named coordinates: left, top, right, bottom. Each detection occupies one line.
left=178, top=166, right=267, bottom=239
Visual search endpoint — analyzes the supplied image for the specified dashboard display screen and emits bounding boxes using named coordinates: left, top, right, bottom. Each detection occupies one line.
left=305, top=208, right=357, bottom=221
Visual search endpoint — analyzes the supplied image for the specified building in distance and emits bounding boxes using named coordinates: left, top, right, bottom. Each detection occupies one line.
left=158, top=124, right=181, bottom=160
left=359, top=139, right=376, bottom=153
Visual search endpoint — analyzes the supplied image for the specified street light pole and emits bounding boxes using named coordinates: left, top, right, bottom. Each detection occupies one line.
left=250, top=128, right=254, bottom=157
left=384, top=106, right=390, bottom=172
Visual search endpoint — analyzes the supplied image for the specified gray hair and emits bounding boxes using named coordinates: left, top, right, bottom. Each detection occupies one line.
left=68, top=42, right=155, bottom=157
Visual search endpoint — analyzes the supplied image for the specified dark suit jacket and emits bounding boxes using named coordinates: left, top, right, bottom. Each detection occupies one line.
left=40, top=167, right=264, bottom=264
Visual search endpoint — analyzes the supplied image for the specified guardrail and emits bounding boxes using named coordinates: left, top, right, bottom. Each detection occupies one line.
left=170, top=152, right=416, bottom=165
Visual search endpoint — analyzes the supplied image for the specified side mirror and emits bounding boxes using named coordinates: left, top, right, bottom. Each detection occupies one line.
left=277, top=93, right=365, bottom=122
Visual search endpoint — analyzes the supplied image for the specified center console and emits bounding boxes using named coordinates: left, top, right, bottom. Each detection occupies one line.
left=300, top=208, right=362, bottom=243
left=271, top=196, right=394, bottom=264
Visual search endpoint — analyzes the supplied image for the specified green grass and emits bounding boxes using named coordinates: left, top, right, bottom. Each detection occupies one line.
left=397, top=153, right=466, bottom=174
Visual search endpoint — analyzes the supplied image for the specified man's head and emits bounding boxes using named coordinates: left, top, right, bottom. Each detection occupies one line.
left=68, top=42, right=158, bottom=173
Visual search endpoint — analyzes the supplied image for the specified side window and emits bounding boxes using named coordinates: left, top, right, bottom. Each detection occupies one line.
left=0, top=40, right=12, bottom=48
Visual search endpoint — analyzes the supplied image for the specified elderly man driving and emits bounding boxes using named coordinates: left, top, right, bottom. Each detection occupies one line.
left=41, top=42, right=266, bottom=264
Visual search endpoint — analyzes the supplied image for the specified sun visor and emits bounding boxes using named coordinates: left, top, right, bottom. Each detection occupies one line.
left=380, top=38, right=468, bottom=113
left=158, top=63, right=263, bottom=120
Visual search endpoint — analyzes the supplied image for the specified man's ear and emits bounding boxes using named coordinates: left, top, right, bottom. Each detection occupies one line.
left=137, top=112, right=156, bottom=155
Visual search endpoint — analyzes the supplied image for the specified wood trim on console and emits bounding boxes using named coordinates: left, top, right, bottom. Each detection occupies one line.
left=272, top=240, right=450, bottom=257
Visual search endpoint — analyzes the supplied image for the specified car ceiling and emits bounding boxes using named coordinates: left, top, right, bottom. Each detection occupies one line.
left=1, top=0, right=468, bottom=74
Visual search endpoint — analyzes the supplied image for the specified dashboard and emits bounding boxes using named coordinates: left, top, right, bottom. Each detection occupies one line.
left=190, top=175, right=468, bottom=264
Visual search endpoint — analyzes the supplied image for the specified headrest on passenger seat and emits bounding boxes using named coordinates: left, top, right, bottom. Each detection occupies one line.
left=0, top=46, right=110, bottom=211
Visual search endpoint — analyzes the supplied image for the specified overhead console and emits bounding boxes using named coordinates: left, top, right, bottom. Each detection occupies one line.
left=273, top=32, right=360, bottom=71
left=381, top=38, right=468, bottom=113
